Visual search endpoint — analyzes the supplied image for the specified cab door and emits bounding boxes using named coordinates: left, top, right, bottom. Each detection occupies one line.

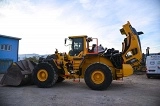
left=68, top=37, right=84, bottom=70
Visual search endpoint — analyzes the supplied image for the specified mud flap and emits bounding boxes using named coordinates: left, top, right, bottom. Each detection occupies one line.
left=0, top=60, right=36, bottom=86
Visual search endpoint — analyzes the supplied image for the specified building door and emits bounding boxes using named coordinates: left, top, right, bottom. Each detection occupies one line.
left=0, top=59, right=13, bottom=74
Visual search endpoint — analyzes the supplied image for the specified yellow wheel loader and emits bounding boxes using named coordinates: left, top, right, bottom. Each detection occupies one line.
left=0, top=21, right=143, bottom=90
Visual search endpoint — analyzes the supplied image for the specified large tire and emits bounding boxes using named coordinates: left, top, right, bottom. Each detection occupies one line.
left=33, top=62, right=58, bottom=88
left=84, top=63, right=112, bottom=90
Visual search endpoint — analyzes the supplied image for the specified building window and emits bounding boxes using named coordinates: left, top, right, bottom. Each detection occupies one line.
left=0, top=45, right=4, bottom=50
left=0, top=44, right=12, bottom=51
left=8, top=45, right=11, bottom=51
left=5, top=45, right=7, bottom=50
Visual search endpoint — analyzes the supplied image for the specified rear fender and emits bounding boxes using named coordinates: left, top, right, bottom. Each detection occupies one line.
left=121, top=64, right=133, bottom=77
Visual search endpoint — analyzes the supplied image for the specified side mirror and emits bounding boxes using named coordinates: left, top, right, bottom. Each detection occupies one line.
left=137, top=31, right=144, bottom=35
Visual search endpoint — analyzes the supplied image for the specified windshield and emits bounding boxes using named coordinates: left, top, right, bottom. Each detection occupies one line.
left=69, top=38, right=83, bottom=56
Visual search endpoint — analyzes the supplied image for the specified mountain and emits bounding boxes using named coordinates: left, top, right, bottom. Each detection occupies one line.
left=18, top=54, right=49, bottom=61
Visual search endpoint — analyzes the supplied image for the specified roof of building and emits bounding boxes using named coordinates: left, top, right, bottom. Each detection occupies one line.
left=0, top=34, right=21, bottom=40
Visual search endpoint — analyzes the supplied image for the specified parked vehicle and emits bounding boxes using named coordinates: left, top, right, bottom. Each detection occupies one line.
left=146, top=55, right=160, bottom=78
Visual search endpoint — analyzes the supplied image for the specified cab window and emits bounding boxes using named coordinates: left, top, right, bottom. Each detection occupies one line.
left=69, top=38, right=83, bottom=56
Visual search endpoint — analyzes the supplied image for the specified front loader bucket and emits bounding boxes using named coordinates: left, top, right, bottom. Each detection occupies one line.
left=0, top=60, right=36, bottom=86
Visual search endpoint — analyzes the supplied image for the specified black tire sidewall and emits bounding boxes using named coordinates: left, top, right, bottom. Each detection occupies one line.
left=84, top=63, right=112, bottom=90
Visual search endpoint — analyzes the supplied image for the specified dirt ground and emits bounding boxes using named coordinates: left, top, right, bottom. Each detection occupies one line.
left=0, top=73, right=160, bottom=106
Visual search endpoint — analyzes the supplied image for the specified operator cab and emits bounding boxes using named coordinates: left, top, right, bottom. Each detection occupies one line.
left=65, top=35, right=106, bottom=56
left=65, top=36, right=85, bottom=56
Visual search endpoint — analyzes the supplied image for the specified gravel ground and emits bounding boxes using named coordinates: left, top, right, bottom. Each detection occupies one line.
left=0, top=73, right=160, bottom=106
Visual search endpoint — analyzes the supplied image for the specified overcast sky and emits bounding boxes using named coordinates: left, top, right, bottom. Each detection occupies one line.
left=0, top=0, right=160, bottom=54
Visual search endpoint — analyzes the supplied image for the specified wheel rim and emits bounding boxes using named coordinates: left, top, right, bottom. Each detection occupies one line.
left=91, top=70, right=105, bottom=84
left=37, top=69, right=48, bottom=81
